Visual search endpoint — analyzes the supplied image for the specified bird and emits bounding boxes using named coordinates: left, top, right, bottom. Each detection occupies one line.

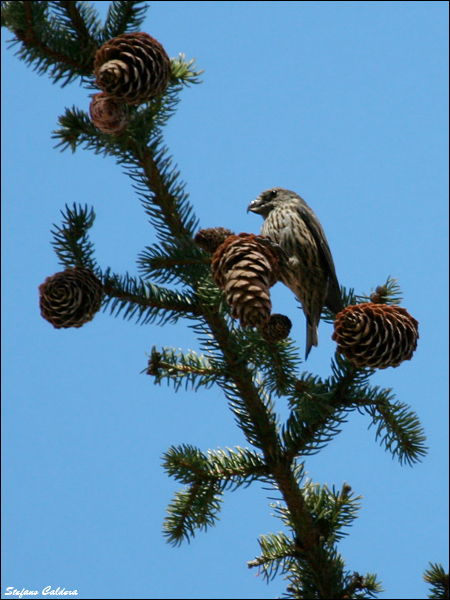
left=248, top=187, right=343, bottom=358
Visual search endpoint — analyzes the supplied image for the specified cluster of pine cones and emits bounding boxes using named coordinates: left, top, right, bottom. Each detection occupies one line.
left=90, top=32, right=171, bottom=134
left=38, top=229, right=419, bottom=370
left=38, top=32, right=173, bottom=326
left=195, top=227, right=419, bottom=368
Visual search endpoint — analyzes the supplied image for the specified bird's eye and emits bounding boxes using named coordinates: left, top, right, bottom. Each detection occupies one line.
left=270, top=189, right=278, bottom=197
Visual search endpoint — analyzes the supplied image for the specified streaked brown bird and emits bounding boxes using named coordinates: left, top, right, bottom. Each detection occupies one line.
left=248, top=187, right=343, bottom=358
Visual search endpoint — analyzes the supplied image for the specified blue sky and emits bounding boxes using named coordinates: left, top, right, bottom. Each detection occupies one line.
left=1, top=1, right=448, bottom=599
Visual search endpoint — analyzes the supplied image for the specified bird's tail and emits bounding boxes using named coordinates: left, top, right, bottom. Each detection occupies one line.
left=305, top=320, right=319, bottom=360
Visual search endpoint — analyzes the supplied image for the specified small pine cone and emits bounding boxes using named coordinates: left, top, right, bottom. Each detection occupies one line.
left=89, top=92, right=128, bottom=135
left=39, top=267, right=104, bottom=329
left=332, top=303, right=419, bottom=369
left=94, top=32, right=171, bottom=104
left=212, top=234, right=281, bottom=327
left=370, top=285, right=389, bottom=304
left=194, top=227, right=235, bottom=254
left=261, top=313, right=292, bottom=342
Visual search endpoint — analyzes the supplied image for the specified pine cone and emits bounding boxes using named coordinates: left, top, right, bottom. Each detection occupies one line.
left=212, top=234, right=281, bottom=328
left=261, top=313, right=292, bottom=342
left=370, top=285, right=389, bottom=304
left=94, top=32, right=171, bottom=104
left=194, top=227, right=235, bottom=254
left=39, top=267, right=104, bottom=329
left=89, top=92, right=128, bottom=135
left=332, top=303, right=419, bottom=369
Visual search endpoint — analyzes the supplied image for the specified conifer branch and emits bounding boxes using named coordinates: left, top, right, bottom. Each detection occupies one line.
left=163, top=480, right=223, bottom=546
left=205, top=446, right=270, bottom=489
left=203, top=311, right=281, bottom=451
left=282, top=359, right=368, bottom=459
left=53, top=1, right=99, bottom=45
left=424, top=563, right=449, bottom=600
left=146, top=346, right=220, bottom=390
left=230, top=326, right=300, bottom=396
left=102, top=271, right=201, bottom=325
left=248, top=531, right=298, bottom=580
left=163, top=444, right=269, bottom=489
left=366, top=399, right=428, bottom=465
left=1, top=1, right=97, bottom=84
left=101, top=1, right=148, bottom=40
left=137, top=241, right=210, bottom=285
left=128, top=139, right=195, bottom=240
left=340, top=572, right=383, bottom=600
left=199, top=310, right=348, bottom=597
left=50, top=203, right=97, bottom=270
left=162, top=444, right=272, bottom=545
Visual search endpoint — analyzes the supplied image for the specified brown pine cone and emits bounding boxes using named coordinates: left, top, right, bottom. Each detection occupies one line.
left=39, top=267, right=104, bottom=329
left=94, top=32, right=171, bottom=104
left=212, top=234, right=281, bottom=328
left=260, top=313, right=292, bottom=342
left=89, top=92, right=128, bottom=135
left=194, top=227, right=235, bottom=254
left=332, top=303, right=419, bottom=369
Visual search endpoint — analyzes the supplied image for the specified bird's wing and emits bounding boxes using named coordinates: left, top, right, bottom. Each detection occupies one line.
left=297, top=203, right=343, bottom=312
left=296, top=204, right=337, bottom=276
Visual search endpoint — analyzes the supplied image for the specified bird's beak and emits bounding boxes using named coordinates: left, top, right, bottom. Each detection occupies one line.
left=247, top=197, right=263, bottom=214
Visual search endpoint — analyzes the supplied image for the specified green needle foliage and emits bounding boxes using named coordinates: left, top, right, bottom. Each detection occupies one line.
left=424, top=563, right=450, bottom=600
left=2, top=2, right=446, bottom=598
